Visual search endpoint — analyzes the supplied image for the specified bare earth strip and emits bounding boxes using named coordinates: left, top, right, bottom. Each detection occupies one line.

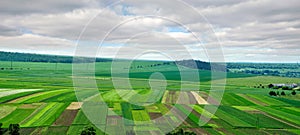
left=190, top=91, right=208, bottom=104
left=238, top=94, right=268, bottom=106
left=53, top=110, right=79, bottom=126
left=188, top=128, right=209, bottom=134
left=249, top=110, right=300, bottom=129
left=0, top=89, right=41, bottom=98
left=8, top=92, right=45, bottom=103
left=66, top=102, right=83, bottom=110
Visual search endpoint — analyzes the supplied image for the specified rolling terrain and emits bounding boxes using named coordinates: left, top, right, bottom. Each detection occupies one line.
left=0, top=57, right=300, bottom=134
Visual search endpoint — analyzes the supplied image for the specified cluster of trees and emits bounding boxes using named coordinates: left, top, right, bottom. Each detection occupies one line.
left=227, top=63, right=299, bottom=69
left=254, top=84, right=265, bottom=89
left=285, top=71, right=300, bottom=78
left=166, top=128, right=196, bottom=135
left=80, top=126, right=96, bottom=135
left=282, top=86, right=294, bottom=90
left=79, top=126, right=197, bottom=135
left=243, top=70, right=280, bottom=76
left=269, top=90, right=296, bottom=96
left=0, top=123, right=20, bottom=135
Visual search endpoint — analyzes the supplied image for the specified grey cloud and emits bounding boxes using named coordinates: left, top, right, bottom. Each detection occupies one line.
left=0, top=25, right=21, bottom=36
left=0, top=0, right=102, bottom=15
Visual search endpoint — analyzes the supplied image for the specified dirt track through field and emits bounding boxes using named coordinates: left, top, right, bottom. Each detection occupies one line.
left=264, top=113, right=300, bottom=129
left=8, top=92, right=44, bottom=103
left=238, top=94, right=268, bottom=106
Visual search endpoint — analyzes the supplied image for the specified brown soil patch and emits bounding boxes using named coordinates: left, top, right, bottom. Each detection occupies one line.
left=107, top=116, right=123, bottom=126
left=187, top=92, right=198, bottom=104
left=19, top=128, right=36, bottom=135
left=247, top=110, right=266, bottom=114
left=168, top=91, right=177, bottom=104
left=149, top=112, right=163, bottom=120
left=181, top=105, right=202, bottom=118
left=8, top=92, right=43, bottom=103
left=30, top=127, right=45, bottom=135
left=19, top=103, right=41, bottom=109
left=149, top=130, right=161, bottom=135
left=53, top=110, right=78, bottom=126
left=66, top=102, right=82, bottom=110
left=176, top=92, right=190, bottom=104
left=188, top=128, right=209, bottom=134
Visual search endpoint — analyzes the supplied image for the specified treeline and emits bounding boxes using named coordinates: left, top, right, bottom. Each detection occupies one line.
left=227, top=62, right=300, bottom=78
left=227, top=63, right=299, bottom=69
left=0, top=51, right=112, bottom=63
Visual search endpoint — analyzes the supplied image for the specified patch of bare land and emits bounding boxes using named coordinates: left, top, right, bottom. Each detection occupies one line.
left=66, top=102, right=82, bottom=110
left=53, top=110, right=79, bottom=126
left=190, top=91, right=208, bottom=104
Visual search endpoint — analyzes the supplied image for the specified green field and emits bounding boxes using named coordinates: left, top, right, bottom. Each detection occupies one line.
left=0, top=61, right=300, bottom=134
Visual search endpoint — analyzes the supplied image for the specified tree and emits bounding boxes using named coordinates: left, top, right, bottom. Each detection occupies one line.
left=281, top=91, right=286, bottom=96
left=277, top=91, right=280, bottom=96
left=269, top=91, right=276, bottom=96
left=126, top=130, right=135, bottom=135
left=292, top=90, right=296, bottom=95
left=8, top=124, right=20, bottom=135
left=282, top=86, right=290, bottom=90
left=80, top=126, right=96, bottom=135
left=0, top=123, right=3, bottom=135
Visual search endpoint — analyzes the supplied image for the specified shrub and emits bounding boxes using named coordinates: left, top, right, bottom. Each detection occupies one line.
left=167, top=128, right=196, bottom=135
left=269, top=91, right=276, bottom=96
left=291, top=90, right=296, bottom=95
left=80, top=126, right=96, bottom=135
left=8, top=124, right=20, bottom=135
left=281, top=91, right=286, bottom=96
left=282, top=86, right=291, bottom=90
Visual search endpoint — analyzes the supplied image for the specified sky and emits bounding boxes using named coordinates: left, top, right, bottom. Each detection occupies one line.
left=0, top=0, right=299, bottom=63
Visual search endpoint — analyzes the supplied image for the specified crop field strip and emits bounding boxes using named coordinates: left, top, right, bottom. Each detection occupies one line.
left=9, top=89, right=71, bottom=103
left=21, top=102, right=69, bottom=127
left=0, top=108, right=35, bottom=128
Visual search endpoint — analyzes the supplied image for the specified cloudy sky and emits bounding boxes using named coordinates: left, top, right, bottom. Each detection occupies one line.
left=0, top=0, right=299, bottom=63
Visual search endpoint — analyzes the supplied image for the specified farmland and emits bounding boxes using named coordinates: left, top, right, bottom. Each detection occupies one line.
left=0, top=61, right=300, bottom=134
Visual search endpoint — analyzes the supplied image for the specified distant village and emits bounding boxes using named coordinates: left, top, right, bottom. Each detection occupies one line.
left=268, top=83, right=299, bottom=90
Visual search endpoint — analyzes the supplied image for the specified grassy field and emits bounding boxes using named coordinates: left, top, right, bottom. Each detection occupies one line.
left=0, top=61, right=300, bottom=134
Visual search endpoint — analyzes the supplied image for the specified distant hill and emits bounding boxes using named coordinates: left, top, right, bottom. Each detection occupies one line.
left=175, top=59, right=227, bottom=72
left=0, top=51, right=112, bottom=63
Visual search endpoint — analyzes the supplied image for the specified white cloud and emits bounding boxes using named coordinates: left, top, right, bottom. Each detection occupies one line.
left=0, top=0, right=299, bottom=62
